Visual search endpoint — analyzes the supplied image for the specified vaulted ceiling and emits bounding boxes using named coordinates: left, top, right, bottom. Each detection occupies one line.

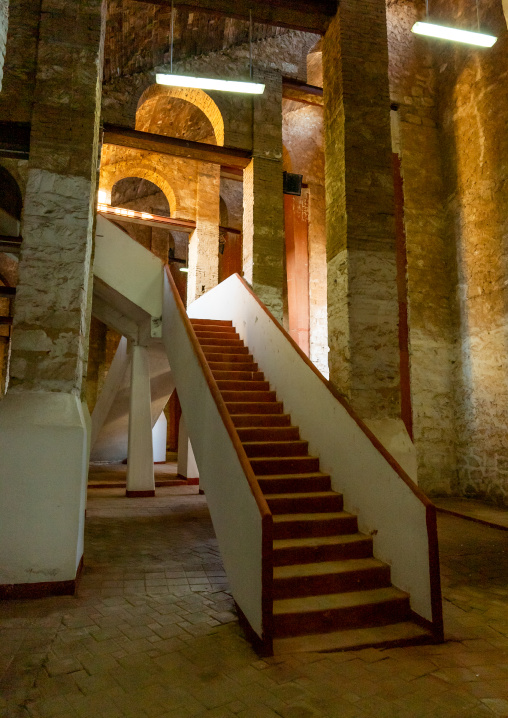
left=104, top=0, right=334, bottom=82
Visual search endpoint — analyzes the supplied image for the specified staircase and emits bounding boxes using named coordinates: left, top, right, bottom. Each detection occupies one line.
left=191, top=317, right=432, bottom=653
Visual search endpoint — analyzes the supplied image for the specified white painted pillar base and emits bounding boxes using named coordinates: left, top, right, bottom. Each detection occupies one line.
left=177, top=416, right=199, bottom=484
left=126, top=344, right=155, bottom=497
left=0, top=392, right=89, bottom=593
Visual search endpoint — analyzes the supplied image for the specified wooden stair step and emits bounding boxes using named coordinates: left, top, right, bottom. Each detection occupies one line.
left=250, top=455, right=320, bottom=474
left=227, top=402, right=284, bottom=415
left=231, top=414, right=292, bottom=427
left=273, top=512, right=358, bottom=539
left=194, top=331, right=240, bottom=341
left=208, top=361, right=258, bottom=372
left=243, top=440, right=308, bottom=458
left=273, top=533, right=373, bottom=566
left=202, top=349, right=251, bottom=359
left=197, top=339, right=244, bottom=348
left=236, top=426, right=299, bottom=441
left=221, top=390, right=277, bottom=403
left=265, top=491, right=344, bottom=513
left=190, top=318, right=232, bottom=326
left=201, top=343, right=248, bottom=352
left=273, top=558, right=391, bottom=599
left=273, top=586, right=411, bottom=637
left=216, top=380, right=270, bottom=392
left=212, top=370, right=264, bottom=381
left=257, top=473, right=331, bottom=494
left=273, top=621, right=434, bottom=654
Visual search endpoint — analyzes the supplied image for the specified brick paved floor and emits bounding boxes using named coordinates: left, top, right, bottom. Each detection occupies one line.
left=1, top=487, right=508, bottom=717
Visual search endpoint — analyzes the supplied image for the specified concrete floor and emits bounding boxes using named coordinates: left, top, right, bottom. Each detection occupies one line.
left=1, top=486, right=508, bottom=718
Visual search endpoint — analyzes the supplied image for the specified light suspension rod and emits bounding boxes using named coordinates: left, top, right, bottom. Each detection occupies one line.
left=156, top=73, right=265, bottom=94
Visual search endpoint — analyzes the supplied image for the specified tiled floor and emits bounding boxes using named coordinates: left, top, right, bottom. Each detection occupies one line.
left=1, top=487, right=508, bottom=717
left=434, top=498, right=508, bottom=531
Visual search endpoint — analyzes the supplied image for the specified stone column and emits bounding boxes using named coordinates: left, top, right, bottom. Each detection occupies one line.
left=177, top=415, right=199, bottom=484
left=187, top=162, right=220, bottom=305
left=323, top=1, right=416, bottom=477
left=243, top=70, right=285, bottom=321
left=126, top=344, right=155, bottom=497
left=0, top=0, right=105, bottom=593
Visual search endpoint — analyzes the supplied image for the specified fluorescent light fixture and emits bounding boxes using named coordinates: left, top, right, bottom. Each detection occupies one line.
left=156, top=73, right=265, bottom=94
left=412, top=21, right=497, bottom=47
left=179, top=267, right=189, bottom=273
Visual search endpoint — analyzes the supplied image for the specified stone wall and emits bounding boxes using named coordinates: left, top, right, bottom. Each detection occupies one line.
left=387, top=0, right=458, bottom=495
left=0, top=0, right=40, bottom=122
left=435, top=0, right=508, bottom=504
left=323, top=1, right=401, bottom=421
left=8, top=0, right=105, bottom=397
left=0, top=0, right=8, bottom=92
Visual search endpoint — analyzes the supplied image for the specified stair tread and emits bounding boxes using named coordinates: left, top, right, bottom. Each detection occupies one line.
left=252, top=458, right=320, bottom=464
left=243, top=440, right=307, bottom=446
left=273, top=533, right=369, bottom=549
left=255, top=472, right=329, bottom=480
left=273, top=621, right=433, bottom=654
left=273, top=511, right=354, bottom=523
left=265, top=491, right=341, bottom=500
left=274, top=557, right=386, bottom=580
left=273, top=586, right=409, bottom=615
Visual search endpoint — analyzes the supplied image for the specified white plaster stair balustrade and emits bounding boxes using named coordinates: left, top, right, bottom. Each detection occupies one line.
left=187, top=273, right=444, bottom=648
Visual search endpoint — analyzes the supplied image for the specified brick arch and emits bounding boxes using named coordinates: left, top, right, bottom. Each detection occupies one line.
left=100, top=163, right=178, bottom=216
left=136, top=84, right=225, bottom=147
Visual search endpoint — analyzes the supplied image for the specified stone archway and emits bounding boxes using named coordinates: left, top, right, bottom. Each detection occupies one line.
left=136, top=84, right=225, bottom=147
left=100, top=163, right=178, bottom=217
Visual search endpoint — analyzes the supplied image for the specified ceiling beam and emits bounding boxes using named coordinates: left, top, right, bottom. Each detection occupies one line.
left=131, top=0, right=336, bottom=34
left=102, top=124, right=252, bottom=169
left=282, top=77, right=323, bottom=107
left=0, top=238, right=22, bottom=255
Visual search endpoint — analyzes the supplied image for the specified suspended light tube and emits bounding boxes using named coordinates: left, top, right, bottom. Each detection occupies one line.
left=156, top=73, right=265, bottom=94
left=411, top=21, right=496, bottom=46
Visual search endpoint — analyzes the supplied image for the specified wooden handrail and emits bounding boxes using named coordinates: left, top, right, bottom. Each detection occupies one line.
left=164, top=266, right=274, bottom=648
left=231, top=272, right=443, bottom=637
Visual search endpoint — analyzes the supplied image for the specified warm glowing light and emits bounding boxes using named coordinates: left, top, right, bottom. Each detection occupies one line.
left=156, top=73, right=265, bottom=94
left=98, top=189, right=108, bottom=203
left=411, top=21, right=497, bottom=47
left=179, top=267, right=189, bottom=273
left=141, top=212, right=154, bottom=220
left=97, top=203, right=107, bottom=212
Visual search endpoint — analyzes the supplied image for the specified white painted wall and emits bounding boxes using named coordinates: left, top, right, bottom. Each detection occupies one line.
left=162, top=272, right=265, bottom=637
left=90, top=341, right=174, bottom=463
left=91, top=336, right=129, bottom=450
left=152, top=412, right=168, bottom=463
left=95, top=215, right=163, bottom=322
left=188, top=274, right=436, bottom=624
left=0, top=392, right=89, bottom=584
left=127, top=345, right=155, bottom=492
left=177, top=415, right=199, bottom=479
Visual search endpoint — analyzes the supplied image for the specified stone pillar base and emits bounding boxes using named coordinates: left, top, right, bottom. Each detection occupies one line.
left=0, top=391, right=89, bottom=587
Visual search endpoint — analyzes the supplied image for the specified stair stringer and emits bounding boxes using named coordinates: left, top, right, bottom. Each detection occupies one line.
left=187, top=273, right=444, bottom=642
left=162, top=268, right=274, bottom=651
